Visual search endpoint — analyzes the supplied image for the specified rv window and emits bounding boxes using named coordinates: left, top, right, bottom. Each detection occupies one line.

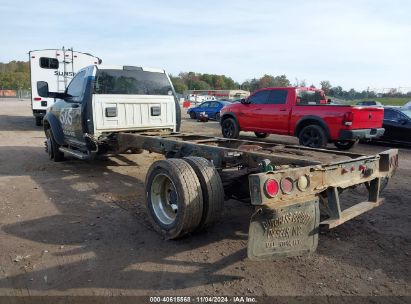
left=39, top=57, right=59, bottom=69
left=94, top=69, right=173, bottom=95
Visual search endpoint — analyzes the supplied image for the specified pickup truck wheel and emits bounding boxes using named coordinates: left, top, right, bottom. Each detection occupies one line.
left=334, top=140, right=358, bottom=150
left=184, top=157, right=224, bottom=231
left=221, top=118, right=239, bottom=139
left=35, top=117, right=42, bottom=126
left=45, top=129, right=64, bottom=162
left=189, top=112, right=196, bottom=119
left=299, top=125, right=327, bottom=148
left=254, top=132, right=269, bottom=138
left=145, top=159, right=203, bottom=239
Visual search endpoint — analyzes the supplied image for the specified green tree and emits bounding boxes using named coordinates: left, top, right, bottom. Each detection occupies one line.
left=191, top=80, right=211, bottom=90
left=320, top=80, right=332, bottom=95
left=272, top=75, right=291, bottom=87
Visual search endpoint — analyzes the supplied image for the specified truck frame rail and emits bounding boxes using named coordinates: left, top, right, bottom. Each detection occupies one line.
left=116, top=132, right=398, bottom=260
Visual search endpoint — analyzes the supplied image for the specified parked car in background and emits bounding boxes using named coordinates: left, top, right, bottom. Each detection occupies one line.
left=187, top=100, right=229, bottom=121
left=378, top=107, right=411, bottom=144
left=356, top=100, right=383, bottom=106
left=220, top=87, right=385, bottom=150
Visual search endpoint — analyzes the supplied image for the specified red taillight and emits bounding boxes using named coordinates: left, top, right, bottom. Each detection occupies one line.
left=281, top=177, right=294, bottom=194
left=264, top=179, right=279, bottom=197
left=34, top=97, right=41, bottom=101
left=343, top=112, right=354, bottom=126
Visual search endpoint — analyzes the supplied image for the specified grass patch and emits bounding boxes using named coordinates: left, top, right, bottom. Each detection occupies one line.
left=349, top=97, right=410, bottom=106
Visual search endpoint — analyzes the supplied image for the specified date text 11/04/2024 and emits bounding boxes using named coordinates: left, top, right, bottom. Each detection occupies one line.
left=149, top=296, right=257, bottom=303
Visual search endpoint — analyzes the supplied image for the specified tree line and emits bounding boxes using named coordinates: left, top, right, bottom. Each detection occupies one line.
left=0, top=61, right=30, bottom=90
left=1, top=60, right=410, bottom=99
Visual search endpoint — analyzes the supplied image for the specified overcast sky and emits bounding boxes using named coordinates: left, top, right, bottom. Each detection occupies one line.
left=1, top=0, right=410, bottom=91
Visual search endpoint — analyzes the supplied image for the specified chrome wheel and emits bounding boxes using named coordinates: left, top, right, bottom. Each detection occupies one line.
left=151, top=173, right=178, bottom=225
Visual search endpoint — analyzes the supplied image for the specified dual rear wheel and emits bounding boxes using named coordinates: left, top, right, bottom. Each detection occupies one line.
left=145, top=157, right=224, bottom=239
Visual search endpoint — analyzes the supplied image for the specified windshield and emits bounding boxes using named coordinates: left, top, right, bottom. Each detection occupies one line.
left=94, top=68, right=173, bottom=95
left=296, top=89, right=326, bottom=105
left=400, top=109, right=411, bottom=119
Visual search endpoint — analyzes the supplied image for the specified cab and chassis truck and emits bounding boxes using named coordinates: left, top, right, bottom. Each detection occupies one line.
left=37, top=65, right=398, bottom=260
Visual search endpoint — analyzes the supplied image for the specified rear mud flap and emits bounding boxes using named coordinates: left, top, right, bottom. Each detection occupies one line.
left=247, top=199, right=319, bottom=260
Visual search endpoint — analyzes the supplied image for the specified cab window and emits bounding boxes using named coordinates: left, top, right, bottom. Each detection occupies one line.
left=199, top=102, right=210, bottom=108
left=296, top=90, right=326, bottom=105
left=66, top=70, right=86, bottom=98
left=248, top=90, right=271, bottom=104
left=267, top=90, right=288, bottom=104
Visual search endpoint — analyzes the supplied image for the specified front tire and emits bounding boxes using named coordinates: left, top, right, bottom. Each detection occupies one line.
left=298, top=125, right=327, bottom=148
left=45, top=129, right=64, bottom=162
left=145, top=159, right=203, bottom=239
left=254, top=132, right=269, bottom=138
left=221, top=118, right=239, bottom=139
left=189, top=112, right=196, bottom=119
left=334, top=140, right=358, bottom=150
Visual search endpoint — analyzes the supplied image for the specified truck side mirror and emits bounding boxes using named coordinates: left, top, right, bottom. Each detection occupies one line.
left=37, top=81, right=49, bottom=98
left=327, top=98, right=332, bottom=104
left=241, top=98, right=250, bottom=104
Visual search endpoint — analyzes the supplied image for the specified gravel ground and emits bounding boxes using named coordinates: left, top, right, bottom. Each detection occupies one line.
left=0, top=99, right=409, bottom=297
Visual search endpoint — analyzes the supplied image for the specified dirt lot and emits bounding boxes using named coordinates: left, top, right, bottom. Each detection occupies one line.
left=0, top=99, right=410, bottom=297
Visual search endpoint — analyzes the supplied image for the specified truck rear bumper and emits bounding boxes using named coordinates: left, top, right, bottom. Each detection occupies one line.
left=339, top=128, right=385, bottom=141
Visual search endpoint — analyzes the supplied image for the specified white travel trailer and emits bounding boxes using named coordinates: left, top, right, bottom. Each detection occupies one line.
left=29, top=48, right=101, bottom=125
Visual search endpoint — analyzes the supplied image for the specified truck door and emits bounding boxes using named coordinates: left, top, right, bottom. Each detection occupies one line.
left=260, top=89, right=289, bottom=134
left=57, top=68, right=89, bottom=146
left=239, top=90, right=271, bottom=131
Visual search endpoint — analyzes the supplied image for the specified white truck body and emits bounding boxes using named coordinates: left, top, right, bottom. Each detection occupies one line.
left=89, top=65, right=177, bottom=136
left=29, top=48, right=101, bottom=125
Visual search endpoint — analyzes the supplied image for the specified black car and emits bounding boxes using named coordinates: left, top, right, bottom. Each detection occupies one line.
left=356, top=100, right=383, bottom=106
left=379, top=107, right=411, bottom=144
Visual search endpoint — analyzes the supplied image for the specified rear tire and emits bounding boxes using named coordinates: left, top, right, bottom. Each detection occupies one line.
left=254, top=132, right=269, bottom=138
left=46, top=129, right=64, bottom=162
left=298, top=125, right=327, bottom=148
left=215, top=113, right=221, bottom=122
left=334, top=140, right=358, bottom=150
left=145, top=159, right=203, bottom=239
left=221, top=118, right=239, bottom=139
left=184, top=157, right=224, bottom=231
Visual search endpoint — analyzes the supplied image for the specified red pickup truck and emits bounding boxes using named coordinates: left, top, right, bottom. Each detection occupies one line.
left=220, top=87, right=385, bottom=150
